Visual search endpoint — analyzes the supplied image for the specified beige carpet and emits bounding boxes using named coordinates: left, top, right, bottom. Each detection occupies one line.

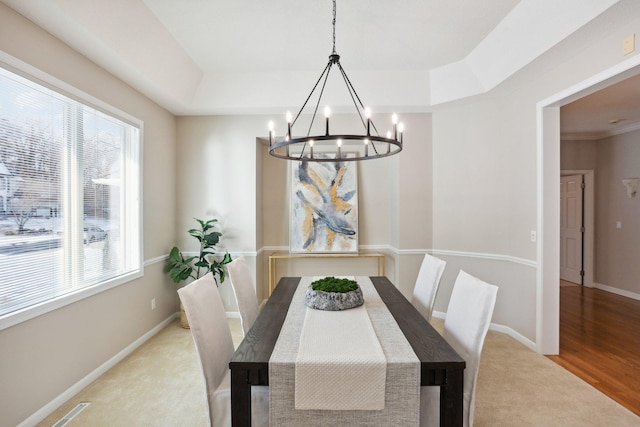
left=37, top=318, right=639, bottom=427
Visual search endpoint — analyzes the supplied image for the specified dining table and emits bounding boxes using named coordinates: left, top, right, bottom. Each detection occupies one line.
left=229, top=276, right=465, bottom=427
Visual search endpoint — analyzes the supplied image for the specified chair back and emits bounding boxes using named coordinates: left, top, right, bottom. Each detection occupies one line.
left=178, top=273, right=235, bottom=423
left=411, top=253, right=447, bottom=322
left=443, top=270, right=498, bottom=427
left=227, top=256, right=260, bottom=335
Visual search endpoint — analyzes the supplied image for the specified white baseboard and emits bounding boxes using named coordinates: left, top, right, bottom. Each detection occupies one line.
left=488, top=323, right=537, bottom=351
left=432, top=311, right=536, bottom=352
left=18, top=313, right=178, bottom=427
left=592, top=282, right=640, bottom=301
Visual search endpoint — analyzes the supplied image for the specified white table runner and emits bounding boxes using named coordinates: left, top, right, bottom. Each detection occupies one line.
left=295, top=295, right=386, bottom=410
left=269, top=276, right=420, bottom=427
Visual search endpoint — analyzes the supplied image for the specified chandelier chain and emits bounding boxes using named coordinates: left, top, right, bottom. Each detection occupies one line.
left=332, top=0, right=337, bottom=54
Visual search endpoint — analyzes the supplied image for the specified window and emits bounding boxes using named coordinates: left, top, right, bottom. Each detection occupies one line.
left=0, top=64, right=141, bottom=329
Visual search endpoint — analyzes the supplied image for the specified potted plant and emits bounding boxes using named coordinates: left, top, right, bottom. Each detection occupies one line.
left=165, top=217, right=232, bottom=327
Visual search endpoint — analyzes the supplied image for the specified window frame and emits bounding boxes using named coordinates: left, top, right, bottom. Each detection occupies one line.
left=0, top=52, right=144, bottom=331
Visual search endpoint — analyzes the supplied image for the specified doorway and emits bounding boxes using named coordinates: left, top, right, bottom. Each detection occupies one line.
left=560, top=174, right=583, bottom=285
left=559, top=170, right=594, bottom=288
left=538, top=55, right=640, bottom=354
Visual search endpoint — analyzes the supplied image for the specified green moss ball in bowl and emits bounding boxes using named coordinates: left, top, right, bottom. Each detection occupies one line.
left=305, top=277, right=364, bottom=311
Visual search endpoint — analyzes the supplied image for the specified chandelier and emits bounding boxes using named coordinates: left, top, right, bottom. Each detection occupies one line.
left=268, top=0, right=404, bottom=163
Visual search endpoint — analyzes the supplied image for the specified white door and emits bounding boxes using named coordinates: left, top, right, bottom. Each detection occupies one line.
left=560, top=174, right=583, bottom=284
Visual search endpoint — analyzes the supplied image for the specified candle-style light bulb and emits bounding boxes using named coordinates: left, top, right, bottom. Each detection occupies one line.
left=364, top=138, right=369, bottom=157
left=268, top=120, right=275, bottom=146
left=286, top=111, right=292, bottom=139
left=309, top=139, right=314, bottom=158
left=324, top=106, right=331, bottom=136
left=337, top=138, right=342, bottom=158
left=392, top=113, right=398, bottom=140
left=386, top=131, right=392, bottom=153
left=398, top=123, right=405, bottom=144
left=365, top=107, right=371, bottom=136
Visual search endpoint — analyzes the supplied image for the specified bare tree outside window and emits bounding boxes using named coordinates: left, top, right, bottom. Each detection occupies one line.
left=0, top=66, right=141, bottom=321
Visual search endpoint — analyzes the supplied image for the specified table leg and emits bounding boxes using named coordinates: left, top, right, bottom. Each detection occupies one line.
left=440, top=368, right=463, bottom=427
left=231, top=368, right=251, bottom=427
left=271, top=258, right=276, bottom=295
left=269, top=258, right=272, bottom=296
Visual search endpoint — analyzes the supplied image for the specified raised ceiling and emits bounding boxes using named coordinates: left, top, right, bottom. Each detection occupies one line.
left=1, top=0, right=628, bottom=133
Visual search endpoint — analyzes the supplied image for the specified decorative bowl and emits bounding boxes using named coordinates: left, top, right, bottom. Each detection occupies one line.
left=304, top=285, right=364, bottom=311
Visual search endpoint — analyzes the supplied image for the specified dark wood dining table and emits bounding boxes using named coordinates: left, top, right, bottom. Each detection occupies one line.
left=229, top=276, right=465, bottom=427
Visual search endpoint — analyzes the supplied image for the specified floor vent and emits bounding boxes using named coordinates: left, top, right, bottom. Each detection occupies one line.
left=52, top=402, right=91, bottom=427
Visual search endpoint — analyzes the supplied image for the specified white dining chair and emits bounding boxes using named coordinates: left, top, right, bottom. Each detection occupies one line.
left=178, top=273, right=269, bottom=427
left=411, top=253, right=447, bottom=323
left=226, top=256, right=261, bottom=336
left=420, top=270, right=498, bottom=427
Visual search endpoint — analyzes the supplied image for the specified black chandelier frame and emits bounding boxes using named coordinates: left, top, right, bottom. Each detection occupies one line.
left=268, top=1, right=403, bottom=163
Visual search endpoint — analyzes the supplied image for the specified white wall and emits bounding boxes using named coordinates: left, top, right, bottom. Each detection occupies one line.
left=5, top=2, right=640, bottom=424
left=562, top=131, right=640, bottom=296
left=175, top=115, right=264, bottom=307
left=431, top=0, right=640, bottom=348
left=594, top=130, right=640, bottom=294
left=0, top=5, right=178, bottom=426
left=173, top=0, right=640, bottom=352
left=176, top=113, right=433, bottom=303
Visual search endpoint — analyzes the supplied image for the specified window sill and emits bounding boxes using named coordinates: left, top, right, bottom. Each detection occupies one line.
left=0, top=268, right=143, bottom=331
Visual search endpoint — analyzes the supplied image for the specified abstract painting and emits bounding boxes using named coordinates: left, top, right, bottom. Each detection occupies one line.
left=290, top=154, right=358, bottom=253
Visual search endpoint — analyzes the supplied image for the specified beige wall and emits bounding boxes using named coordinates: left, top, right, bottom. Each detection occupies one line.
left=595, top=130, right=640, bottom=293
left=5, top=0, right=640, bottom=423
left=562, top=131, right=640, bottom=295
left=561, top=139, right=598, bottom=171
left=430, top=0, right=640, bottom=345
left=175, top=115, right=264, bottom=307
left=0, top=5, right=178, bottom=426
left=176, top=113, right=433, bottom=303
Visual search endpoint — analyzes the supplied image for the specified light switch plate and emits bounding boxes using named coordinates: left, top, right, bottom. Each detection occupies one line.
left=623, top=34, right=635, bottom=55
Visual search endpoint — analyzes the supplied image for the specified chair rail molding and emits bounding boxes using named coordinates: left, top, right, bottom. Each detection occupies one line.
left=259, top=246, right=536, bottom=268
left=428, top=249, right=536, bottom=268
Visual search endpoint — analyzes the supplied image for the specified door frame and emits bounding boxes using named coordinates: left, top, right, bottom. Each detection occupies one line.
left=538, top=54, right=640, bottom=354
left=560, top=170, right=594, bottom=288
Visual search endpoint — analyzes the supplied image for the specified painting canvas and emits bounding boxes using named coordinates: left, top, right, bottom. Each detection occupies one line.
left=290, top=154, right=358, bottom=253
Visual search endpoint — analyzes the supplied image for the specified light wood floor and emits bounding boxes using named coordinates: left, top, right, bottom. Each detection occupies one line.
left=548, top=281, right=640, bottom=416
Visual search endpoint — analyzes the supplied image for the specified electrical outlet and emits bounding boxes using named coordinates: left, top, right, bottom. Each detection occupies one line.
left=151, top=298, right=156, bottom=310
left=530, top=230, right=537, bottom=242
left=624, top=34, right=635, bottom=55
